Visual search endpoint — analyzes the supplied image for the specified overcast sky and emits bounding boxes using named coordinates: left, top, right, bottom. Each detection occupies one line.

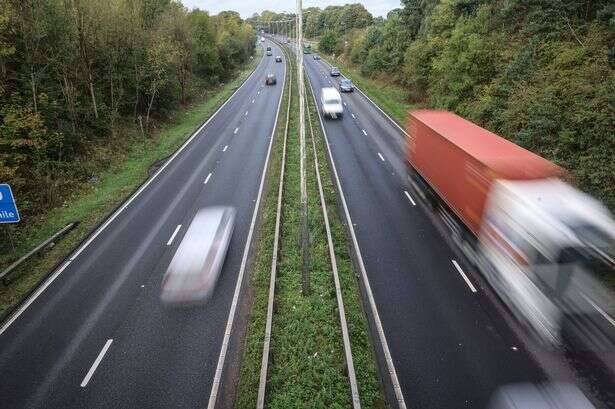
left=181, top=1, right=402, bottom=18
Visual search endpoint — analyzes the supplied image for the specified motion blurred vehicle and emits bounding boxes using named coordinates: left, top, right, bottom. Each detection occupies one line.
left=339, top=78, right=354, bottom=92
left=266, top=50, right=272, bottom=56
left=160, top=207, right=236, bottom=305
left=407, top=110, right=615, bottom=346
left=313, top=54, right=320, bottom=60
left=487, top=382, right=595, bottom=409
left=265, top=74, right=277, bottom=85
left=275, top=56, right=282, bottom=62
left=320, top=87, right=343, bottom=119
left=330, top=67, right=341, bottom=77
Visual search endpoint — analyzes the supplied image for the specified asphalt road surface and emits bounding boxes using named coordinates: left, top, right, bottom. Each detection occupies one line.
left=0, top=41, right=286, bottom=409
left=296, top=43, right=550, bottom=408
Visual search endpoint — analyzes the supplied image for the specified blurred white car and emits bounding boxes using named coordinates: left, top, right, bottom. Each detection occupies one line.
left=161, top=207, right=235, bottom=305
left=320, top=87, right=343, bottom=119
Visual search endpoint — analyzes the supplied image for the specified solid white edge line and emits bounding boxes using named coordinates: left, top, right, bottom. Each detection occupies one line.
left=204, top=173, right=212, bottom=185
left=306, top=62, right=407, bottom=409
left=166, top=225, right=182, bottom=246
left=452, top=260, right=477, bottom=293
left=378, top=152, right=385, bottom=162
left=0, top=48, right=267, bottom=337
left=306, top=79, right=361, bottom=408
left=80, top=339, right=113, bottom=387
left=404, top=190, right=416, bottom=206
left=223, top=145, right=228, bottom=152
left=206, top=46, right=287, bottom=409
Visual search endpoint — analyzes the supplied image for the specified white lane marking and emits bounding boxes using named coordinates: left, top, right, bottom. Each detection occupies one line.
left=252, top=99, right=255, bottom=104
left=404, top=190, right=416, bottom=206
left=351, top=113, right=356, bottom=119
left=245, top=111, right=249, bottom=116
left=223, top=145, right=228, bottom=152
left=0, top=48, right=268, bottom=337
left=234, top=127, right=239, bottom=134
left=306, top=72, right=407, bottom=409
left=343, top=102, right=347, bottom=107
left=206, top=42, right=287, bottom=409
left=204, top=173, right=212, bottom=185
left=378, top=152, right=385, bottom=162
left=362, top=129, right=367, bottom=136
left=80, top=339, right=113, bottom=387
left=166, top=225, right=182, bottom=246
left=452, top=260, right=477, bottom=293
left=582, top=294, right=615, bottom=327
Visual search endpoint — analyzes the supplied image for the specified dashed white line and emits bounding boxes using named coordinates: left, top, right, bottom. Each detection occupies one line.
left=167, top=225, right=182, bottom=246
left=343, top=102, right=347, bottom=107
left=245, top=111, right=249, bottom=116
left=252, top=99, right=255, bottom=104
left=351, top=113, right=356, bottom=119
left=404, top=190, right=416, bottom=206
left=80, top=339, right=113, bottom=387
left=362, top=129, right=367, bottom=136
left=204, top=173, right=212, bottom=185
left=234, top=127, right=239, bottom=134
left=377, top=152, right=385, bottom=162
left=452, top=260, right=477, bottom=293
left=223, top=145, right=228, bottom=152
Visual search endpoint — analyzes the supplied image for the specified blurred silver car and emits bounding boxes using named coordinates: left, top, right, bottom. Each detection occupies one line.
left=160, top=207, right=236, bottom=305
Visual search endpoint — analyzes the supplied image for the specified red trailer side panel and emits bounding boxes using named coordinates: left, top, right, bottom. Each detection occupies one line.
left=407, top=110, right=564, bottom=235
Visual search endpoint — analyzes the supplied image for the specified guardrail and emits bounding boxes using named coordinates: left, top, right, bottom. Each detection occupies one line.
left=1, top=221, right=79, bottom=284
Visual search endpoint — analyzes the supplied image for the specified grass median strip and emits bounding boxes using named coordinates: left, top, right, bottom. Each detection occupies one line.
left=0, top=53, right=261, bottom=318
left=236, top=45, right=386, bottom=408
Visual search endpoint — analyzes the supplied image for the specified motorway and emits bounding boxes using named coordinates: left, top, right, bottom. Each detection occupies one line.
left=0, top=40, right=286, bottom=409
left=293, top=41, right=551, bottom=408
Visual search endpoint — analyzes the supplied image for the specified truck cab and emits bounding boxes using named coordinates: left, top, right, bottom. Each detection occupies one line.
left=479, top=178, right=615, bottom=345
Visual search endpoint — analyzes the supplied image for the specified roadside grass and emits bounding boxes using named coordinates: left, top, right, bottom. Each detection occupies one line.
left=304, top=76, right=387, bottom=409
left=236, top=44, right=386, bottom=408
left=0, top=52, right=261, bottom=317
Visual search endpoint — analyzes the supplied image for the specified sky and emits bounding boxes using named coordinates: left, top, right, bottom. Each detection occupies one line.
left=181, top=1, right=403, bottom=18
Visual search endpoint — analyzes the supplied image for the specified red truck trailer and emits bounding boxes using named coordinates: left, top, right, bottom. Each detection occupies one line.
left=406, top=110, right=564, bottom=236
left=406, top=110, right=615, bottom=346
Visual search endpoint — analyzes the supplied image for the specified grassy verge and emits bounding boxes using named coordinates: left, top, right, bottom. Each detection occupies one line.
left=0, top=52, right=261, bottom=317
left=236, top=44, right=386, bottom=408
left=314, top=48, right=414, bottom=125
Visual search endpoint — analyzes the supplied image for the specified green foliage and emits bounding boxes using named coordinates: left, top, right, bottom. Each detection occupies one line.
left=317, top=0, right=615, bottom=211
left=0, top=0, right=256, bottom=221
left=318, top=31, right=340, bottom=55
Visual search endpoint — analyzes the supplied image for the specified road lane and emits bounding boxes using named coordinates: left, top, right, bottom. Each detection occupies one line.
left=0, top=40, right=286, bottom=409
left=301, top=47, right=546, bottom=408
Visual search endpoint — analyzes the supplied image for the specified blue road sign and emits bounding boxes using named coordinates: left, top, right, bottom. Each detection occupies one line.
left=0, top=184, right=20, bottom=223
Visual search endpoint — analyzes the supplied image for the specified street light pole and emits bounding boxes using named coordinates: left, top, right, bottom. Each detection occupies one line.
left=296, top=0, right=310, bottom=295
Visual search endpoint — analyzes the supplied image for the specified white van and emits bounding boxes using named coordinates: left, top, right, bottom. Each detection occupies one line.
left=320, top=87, right=343, bottom=119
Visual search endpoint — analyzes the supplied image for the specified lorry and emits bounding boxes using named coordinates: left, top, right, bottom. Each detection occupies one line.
left=406, top=110, right=615, bottom=346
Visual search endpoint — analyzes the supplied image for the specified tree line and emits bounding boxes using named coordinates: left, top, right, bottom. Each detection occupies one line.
left=0, top=0, right=256, bottom=217
left=254, top=1, right=614, bottom=211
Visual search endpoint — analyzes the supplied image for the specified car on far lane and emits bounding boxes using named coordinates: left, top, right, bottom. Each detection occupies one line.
left=339, top=78, right=354, bottom=92
left=275, top=56, right=282, bottom=62
left=265, top=74, right=277, bottom=85
left=266, top=50, right=272, bottom=56
left=160, top=207, right=236, bottom=305
left=330, top=67, right=341, bottom=76
left=313, top=54, right=320, bottom=60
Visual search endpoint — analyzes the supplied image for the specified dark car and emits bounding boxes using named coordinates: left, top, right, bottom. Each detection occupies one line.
left=313, top=54, right=320, bottom=60
left=330, top=67, right=341, bottom=77
left=275, top=56, right=282, bottom=62
left=266, top=46, right=271, bottom=51
left=340, top=78, right=354, bottom=92
left=265, top=74, right=277, bottom=85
